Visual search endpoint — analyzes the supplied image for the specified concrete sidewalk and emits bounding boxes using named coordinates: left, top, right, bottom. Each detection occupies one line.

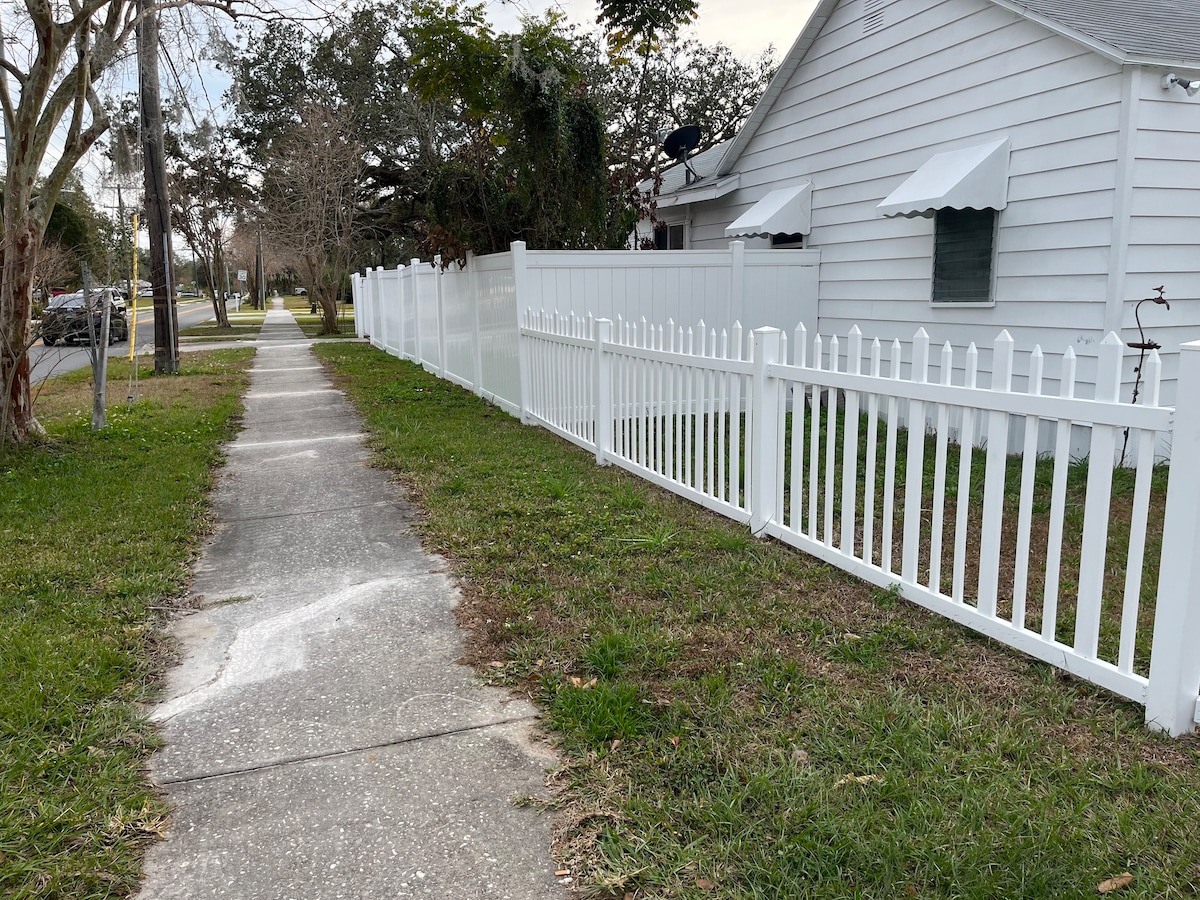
left=138, top=302, right=566, bottom=899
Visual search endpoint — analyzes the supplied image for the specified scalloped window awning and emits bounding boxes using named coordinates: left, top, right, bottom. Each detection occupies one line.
left=877, top=139, right=1010, bottom=219
left=725, top=182, right=813, bottom=237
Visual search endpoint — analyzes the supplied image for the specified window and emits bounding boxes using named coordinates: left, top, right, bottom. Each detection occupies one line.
left=654, top=222, right=686, bottom=250
left=932, top=207, right=996, bottom=303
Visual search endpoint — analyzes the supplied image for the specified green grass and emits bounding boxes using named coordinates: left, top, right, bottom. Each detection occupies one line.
left=178, top=324, right=262, bottom=340
left=316, top=342, right=1200, bottom=900
left=0, top=351, right=252, bottom=898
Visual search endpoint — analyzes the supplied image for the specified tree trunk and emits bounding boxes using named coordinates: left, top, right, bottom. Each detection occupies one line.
left=1, top=181, right=46, bottom=444
left=319, top=291, right=339, bottom=335
left=210, top=243, right=231, bottom=327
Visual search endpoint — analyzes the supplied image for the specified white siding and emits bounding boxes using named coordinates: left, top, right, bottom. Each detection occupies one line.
left=1122, top=75, right=1200, bottom=403
left=690, top=0, right=1136, bottom=387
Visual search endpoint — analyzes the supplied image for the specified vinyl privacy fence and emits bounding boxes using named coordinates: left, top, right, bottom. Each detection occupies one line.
left=352, top=241, right=820, bottom=414
left=352, top=275, right=1200, bottom=738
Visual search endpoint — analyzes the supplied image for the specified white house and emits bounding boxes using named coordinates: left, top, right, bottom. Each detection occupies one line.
left=648, top=0, right=1200, bottom=401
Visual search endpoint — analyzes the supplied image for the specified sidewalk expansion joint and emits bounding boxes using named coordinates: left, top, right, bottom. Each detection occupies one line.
left=222, top=500, right=403, bottom=523
left=228, top=433, right=363, bottom=450
left=159, top=715, right=540, bottom=786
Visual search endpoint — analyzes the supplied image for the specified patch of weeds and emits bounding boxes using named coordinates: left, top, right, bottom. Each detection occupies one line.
left=550, top=680, right=654, bottom=749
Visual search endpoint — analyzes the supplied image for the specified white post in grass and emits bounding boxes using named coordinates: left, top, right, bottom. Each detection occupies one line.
left=750, top=327, right=782, bottom=534
left=411, top=258, right=422, bottom=366
left=594, top=318, right=614, bottom=465
left=1145, top=339, right=1200, bottom=736
left=512, top=242, right=532, bottom=422
left=434, top=255, right=447, bottom=378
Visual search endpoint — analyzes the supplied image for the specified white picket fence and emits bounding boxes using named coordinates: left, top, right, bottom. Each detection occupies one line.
left=352, top=269, right=1200, bottom=737
left=518, top=311, right=1200, bottom=736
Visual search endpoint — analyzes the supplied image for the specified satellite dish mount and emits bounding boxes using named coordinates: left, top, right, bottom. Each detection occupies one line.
left=662, top=125, right=702, bottom=185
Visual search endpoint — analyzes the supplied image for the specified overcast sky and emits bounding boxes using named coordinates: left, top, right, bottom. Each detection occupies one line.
left=487, top=0, right=818, bottom=59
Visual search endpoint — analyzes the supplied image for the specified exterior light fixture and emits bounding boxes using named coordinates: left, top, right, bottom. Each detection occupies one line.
left=1161, top=73, right=1200, bottom=96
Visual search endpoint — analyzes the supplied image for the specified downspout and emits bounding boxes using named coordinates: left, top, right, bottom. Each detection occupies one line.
left=1104, top=65, right=1141, bottom=336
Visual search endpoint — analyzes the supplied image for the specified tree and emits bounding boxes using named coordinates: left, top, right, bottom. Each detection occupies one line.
left=0, top=0, right=238, bottom=444
left=166, top=118, right=246, bottom=327
left=258, top=102, right=365, bottom=334
left=410, top=6, right=622, bottom=258
left=226, top=2, right=454, bottom=266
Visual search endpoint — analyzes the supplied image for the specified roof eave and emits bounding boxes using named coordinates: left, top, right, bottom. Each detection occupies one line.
left=653, top=173, right=742, bottom=209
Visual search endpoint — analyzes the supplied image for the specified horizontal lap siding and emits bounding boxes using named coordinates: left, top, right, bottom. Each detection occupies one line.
left=1123, top=82, right=1200, bottom=384
left=691, top=0, right=1126, bottom=393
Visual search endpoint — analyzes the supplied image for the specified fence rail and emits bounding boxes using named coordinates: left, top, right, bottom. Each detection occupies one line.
left=353, top=268, right=1200, bottom=738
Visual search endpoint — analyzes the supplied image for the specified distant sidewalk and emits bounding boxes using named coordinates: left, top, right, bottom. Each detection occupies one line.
left=137, top=301, right=566, bottom=899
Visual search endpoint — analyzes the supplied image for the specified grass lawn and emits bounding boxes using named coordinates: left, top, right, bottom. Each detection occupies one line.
left=315, top=342, right=1200, bottom=900
left=0, top=350, right=252, bottom=898
left=178, top=324, right=262, bottom=340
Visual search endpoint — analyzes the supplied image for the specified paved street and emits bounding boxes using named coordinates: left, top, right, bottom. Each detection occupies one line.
left=29, top=300, right=216, bottom=382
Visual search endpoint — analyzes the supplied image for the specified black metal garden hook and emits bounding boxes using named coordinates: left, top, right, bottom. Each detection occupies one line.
left=1121, top=286, right=1170, bottom=465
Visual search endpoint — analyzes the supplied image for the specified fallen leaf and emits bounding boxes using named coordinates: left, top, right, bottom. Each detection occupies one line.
left=670, top=735, right=681, bottom=748
left=488, top=661, right=506, bottom=668
left=570, top=676, right=582, bottom=686
left=1098, top=873, right=1134, bottom=893
left=695, top=878, right=717, bottom=889
left=791, top=747, right=809, bottom=765
left=555, top=869, right=570, bottom=877
left=834, top=773, right=885, bottom=787
left=610, top=739, right=623, bottom=751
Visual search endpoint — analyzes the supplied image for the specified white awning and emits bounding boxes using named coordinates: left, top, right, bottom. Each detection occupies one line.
left=725, top=182, right=813, bottom=237
left=877, top=139, right=1010, bottom=219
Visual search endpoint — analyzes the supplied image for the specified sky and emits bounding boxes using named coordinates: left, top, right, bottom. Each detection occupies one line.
left=69, top=0, right=820, bottom=214
left=487, top=0, right=817, bottom=59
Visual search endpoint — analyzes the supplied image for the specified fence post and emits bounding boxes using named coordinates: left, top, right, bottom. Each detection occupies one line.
left=750, top=327, right=782, bottom=534
left=396, top=264, right=407, bottom=361
left=351, top=273, right=360, bottom=337
left=594, top=318, right=613, bottom=465
left=513, top=242, right=531, bottom=422
left=415, top=256, right=424, bottom=367
left=467, top=251, right=483, bottom=396
left=730, top=240, right=746, bottom=327
left=433, top=255, right=447, bottom=377
left=1145, top=339, right=1200, bottom=736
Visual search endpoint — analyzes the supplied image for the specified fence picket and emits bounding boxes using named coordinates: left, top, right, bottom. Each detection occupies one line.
left=1075, top=333, right=1125, bottom=659
left=864, top=339, right=882, bottom=566
left=929, top=341, right=953, bottom=595
left=1119, top=349, right=1160, bottom=673
left=952, top=343, right=979, bottom=603
left=902, top=329, right=930, bottom=583
left=808, top=334, right=824, bottom=542
left=882, top=340, right=902, bottom=575
left=841, top=327, right=863, bottom=556
left=978, top=330, right=1015, bottom=617
left=1041, top=348, right=1077, bottom=641
left=1012, top=347, right=1044, bottom=630
left=824, top=335, right=840, bottom=548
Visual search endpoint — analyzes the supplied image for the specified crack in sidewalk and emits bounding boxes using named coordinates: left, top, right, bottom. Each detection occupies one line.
left=159, top=715, right=540, bottom=786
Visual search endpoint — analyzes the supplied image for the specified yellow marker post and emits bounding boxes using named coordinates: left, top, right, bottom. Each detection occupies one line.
left=128, top=213, right=139, bottom=361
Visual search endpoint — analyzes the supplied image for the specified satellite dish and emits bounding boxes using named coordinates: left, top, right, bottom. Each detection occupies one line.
left=661, top=124, right=702, bottom=184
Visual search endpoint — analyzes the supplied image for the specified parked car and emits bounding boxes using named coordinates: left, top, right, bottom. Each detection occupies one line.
left=40, top=289, right=129, bottom=346
left=294, top=286, right=307, bottom=295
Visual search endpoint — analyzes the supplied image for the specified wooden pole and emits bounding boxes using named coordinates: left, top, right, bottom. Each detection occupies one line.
left=136, top=0, right=177, bottom=374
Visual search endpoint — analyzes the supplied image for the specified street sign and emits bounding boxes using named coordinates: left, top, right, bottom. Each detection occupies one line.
left=237, top=269, right=248, bottom=282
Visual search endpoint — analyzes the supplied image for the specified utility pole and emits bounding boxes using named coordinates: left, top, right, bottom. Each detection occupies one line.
left=256, top=228, right=266, bottom=310
left=136, top=0, right=178, bottom=374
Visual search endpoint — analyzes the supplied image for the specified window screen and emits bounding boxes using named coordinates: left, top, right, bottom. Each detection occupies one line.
left=932, top=207, right=995, bottom=303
